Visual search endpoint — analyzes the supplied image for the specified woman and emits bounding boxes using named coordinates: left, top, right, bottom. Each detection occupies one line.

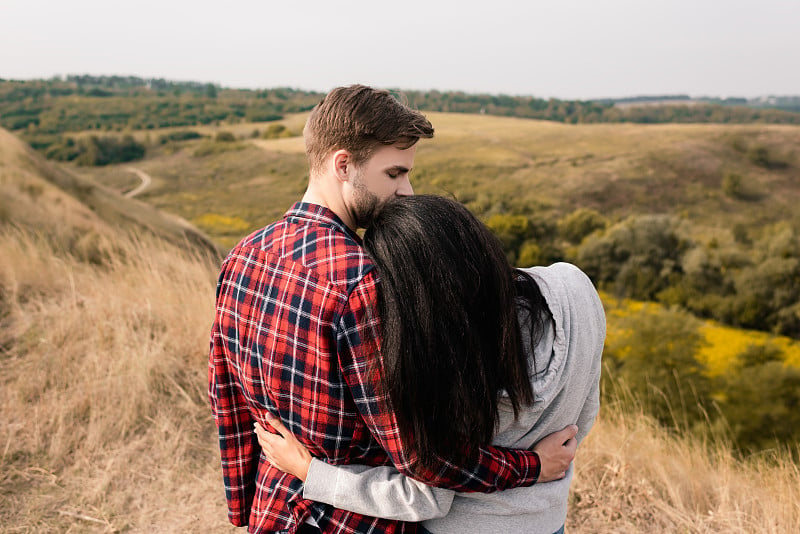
left=255, top=195, right=605, bottom=534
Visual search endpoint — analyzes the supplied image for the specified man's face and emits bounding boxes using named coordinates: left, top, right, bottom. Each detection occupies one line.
left=346, top=143, right=417, bottom=228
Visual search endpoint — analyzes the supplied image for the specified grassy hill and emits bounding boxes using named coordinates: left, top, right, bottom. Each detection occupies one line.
left=0, top=130, right=230, bottom=530
left=69, top=113, right=800, bottom=334
left=1, top=119, right=799, bottom=531
left=0, top=127, right=221, bottom=259
left=65, top=113, right=800, bottom=431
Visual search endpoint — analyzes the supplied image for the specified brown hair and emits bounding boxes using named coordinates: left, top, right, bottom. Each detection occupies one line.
left=303, top=85, right=434, bottom=174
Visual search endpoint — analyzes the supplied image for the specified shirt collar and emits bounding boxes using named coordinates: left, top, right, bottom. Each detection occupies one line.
left=284, top=202, right=361, bottom=242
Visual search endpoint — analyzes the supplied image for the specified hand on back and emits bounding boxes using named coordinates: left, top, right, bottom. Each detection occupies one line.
left=254, top=413, right=313, bottom=482
left=532, top=425, right=579, bottom=483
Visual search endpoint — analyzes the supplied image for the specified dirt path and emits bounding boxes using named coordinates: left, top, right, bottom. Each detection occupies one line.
left=124, top=167, right=152, bottom=198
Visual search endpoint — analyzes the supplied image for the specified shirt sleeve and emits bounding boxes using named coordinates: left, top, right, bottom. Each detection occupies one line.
left=208, top=264, right=258, bottom=527
left=336, top=270, right=542, bottom=493
left=303, top=458, right=455, bottom=522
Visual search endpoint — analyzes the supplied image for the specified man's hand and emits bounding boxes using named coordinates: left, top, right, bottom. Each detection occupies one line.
left=532, top=425, right=578, bottom=483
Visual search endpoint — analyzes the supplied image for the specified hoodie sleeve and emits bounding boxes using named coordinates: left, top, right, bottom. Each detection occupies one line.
left=303, top=458, right=455, bottom=522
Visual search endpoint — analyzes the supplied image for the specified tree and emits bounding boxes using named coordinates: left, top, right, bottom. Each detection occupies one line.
left=719, top=343, right=800, bottom=451
left=558, top=208, right=607, bottom=244
left=486, top=213, right=532, bottom=264
left=604, top=305, right=711, bottom=427
left=577, top=214, right=690, bottom=300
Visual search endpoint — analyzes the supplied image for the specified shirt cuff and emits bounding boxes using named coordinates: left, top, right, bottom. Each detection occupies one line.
left=506, top=448, right=541, bottom=486
left=302, top=458, right=340, bottom=504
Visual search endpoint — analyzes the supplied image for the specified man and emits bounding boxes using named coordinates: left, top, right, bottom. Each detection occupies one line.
left=209, top=85, right=578, bottom=533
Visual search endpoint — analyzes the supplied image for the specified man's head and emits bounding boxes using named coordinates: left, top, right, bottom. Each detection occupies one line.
left=304, top=85, right=434, bottom=174
left=302, top=85, right=434, bottom=228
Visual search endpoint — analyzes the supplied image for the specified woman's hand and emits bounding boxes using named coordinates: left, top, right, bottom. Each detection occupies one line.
left=254, top=413, right=313, bottom=482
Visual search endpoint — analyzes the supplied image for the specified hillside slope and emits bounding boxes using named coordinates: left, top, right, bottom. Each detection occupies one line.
left=0, top=127, right=221, bottom=259
left=75, top=112, right=800, bottom=251
left=0, top=132, right=230, bottom=530
left=412, top=113, right=800, bottom=229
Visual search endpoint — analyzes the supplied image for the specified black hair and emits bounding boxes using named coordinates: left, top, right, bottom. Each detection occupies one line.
left=364, top=195, right=549, bottom=471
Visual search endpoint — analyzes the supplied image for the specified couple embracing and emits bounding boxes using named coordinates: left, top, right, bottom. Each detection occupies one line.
left=209, top=85, right=605, bottom=534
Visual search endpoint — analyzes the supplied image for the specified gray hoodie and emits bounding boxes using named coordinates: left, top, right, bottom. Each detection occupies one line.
left=303, top=263, right=605, bottom=534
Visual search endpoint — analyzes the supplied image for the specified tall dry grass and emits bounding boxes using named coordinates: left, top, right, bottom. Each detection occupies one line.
left=570, top=392, right=800, bottom=533
left=1, top=224, right=799, bottom=532
left=0, top=227, right=233, bottom=532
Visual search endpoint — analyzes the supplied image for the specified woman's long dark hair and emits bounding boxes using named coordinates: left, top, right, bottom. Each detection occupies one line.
left=364, top=195, right=548, bottom=471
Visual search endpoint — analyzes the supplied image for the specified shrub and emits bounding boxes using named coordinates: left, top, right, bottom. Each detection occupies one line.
left=158, top=130, right=203, bottom=144
left=577, top=214, right=689, bottom=300
left=214, top=131, right=236, bottom=143
left=603, top=305, right=712, bottom=427
left=747, top=144, right=788, bottom=169
left=719, top=343, right=800, bottom=451
left=558, top=208, right=607, bottom=244
left=46, top=135, right=146, bottom=166
left=722, top=171, right=762, bottom=200
left=261, top=123, right=295, bottom=139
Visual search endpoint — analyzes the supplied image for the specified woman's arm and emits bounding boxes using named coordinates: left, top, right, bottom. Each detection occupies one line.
left=304, top=458, right=455, bottom=522
left=255, top=415, right=455, bottom=522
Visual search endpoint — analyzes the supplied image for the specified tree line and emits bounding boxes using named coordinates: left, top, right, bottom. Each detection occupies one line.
left=0, top=78, right=320, bottom=164
left=3, top=77, right=800, bottom=166
left=401, top=90, right=800, bottom=125
left=484, top=204, right=800, bottom=339
left=484, top=203, right=800, bottom=454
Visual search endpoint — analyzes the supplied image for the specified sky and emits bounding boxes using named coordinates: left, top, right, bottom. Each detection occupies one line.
left=1, top=0, right=799, bottom=100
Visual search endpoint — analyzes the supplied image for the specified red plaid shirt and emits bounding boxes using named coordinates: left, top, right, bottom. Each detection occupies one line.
left=209, top=202, right=542, bottom=533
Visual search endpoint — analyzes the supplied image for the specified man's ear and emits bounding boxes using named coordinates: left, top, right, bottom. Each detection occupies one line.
left=332, top=149, right=352, bottom=183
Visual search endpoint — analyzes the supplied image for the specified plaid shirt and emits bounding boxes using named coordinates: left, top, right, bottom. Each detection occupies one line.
left=209, top=202, right=542, bottom=534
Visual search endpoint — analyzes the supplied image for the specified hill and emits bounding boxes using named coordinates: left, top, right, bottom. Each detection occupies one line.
left=71, top=111, right=800, bottom=244
left=413, top=113, right=800, bottom=225
left=65, top=113, right=800, bottom=451
left=0, top=129, right=230, bottom=530
left=4, top=77, right=800, bottom=171
left=0, top=127, right=221, bottom=258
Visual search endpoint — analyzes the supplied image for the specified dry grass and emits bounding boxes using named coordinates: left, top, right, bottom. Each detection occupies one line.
left=570, top=396, right=800, bottom=533
left=0, top=227, right=233, bottom=533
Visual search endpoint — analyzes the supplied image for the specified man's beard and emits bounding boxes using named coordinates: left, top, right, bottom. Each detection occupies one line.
left=351, top=174, right=381, bottom=229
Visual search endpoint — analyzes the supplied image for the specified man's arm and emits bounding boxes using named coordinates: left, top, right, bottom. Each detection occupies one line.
left=208, top=266, right=259, bottom=527
left=336, top=271, right=575, bottom=493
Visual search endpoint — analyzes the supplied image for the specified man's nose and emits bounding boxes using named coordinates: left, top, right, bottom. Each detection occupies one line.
left=397, top=177, right=414, bottom=196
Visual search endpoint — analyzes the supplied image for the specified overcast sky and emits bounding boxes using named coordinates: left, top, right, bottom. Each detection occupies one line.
left=1, top=0, right=798, bottom=100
